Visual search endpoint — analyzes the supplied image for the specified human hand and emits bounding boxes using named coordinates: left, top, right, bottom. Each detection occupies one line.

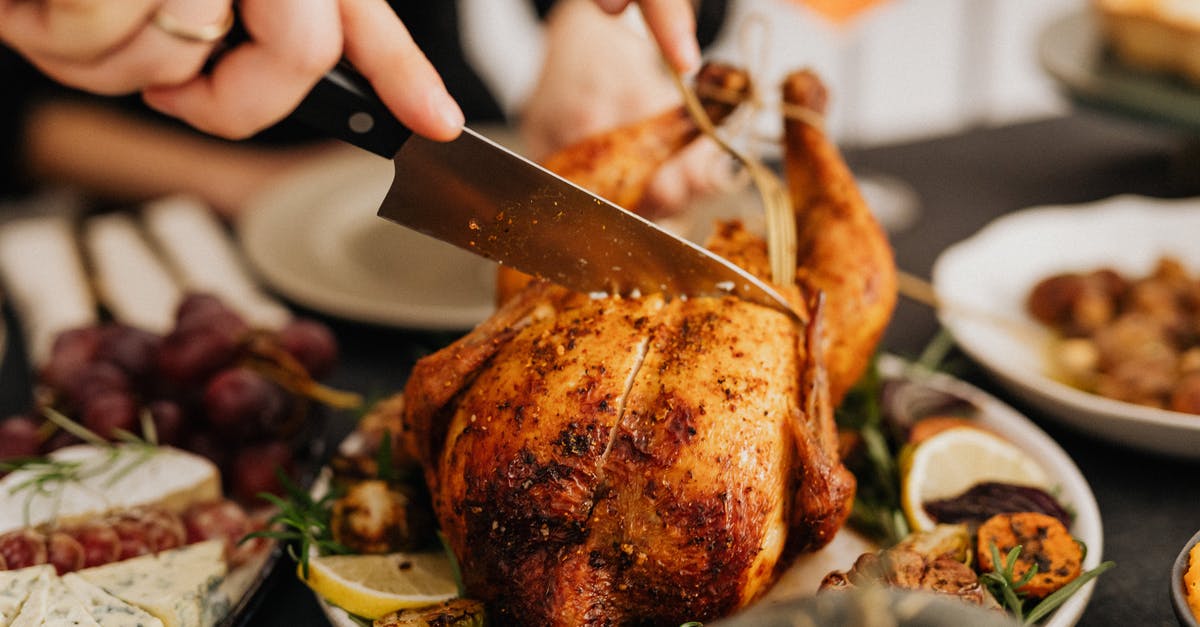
left=521, top=0, right=733, bottom=217
left=0, top=0, right=464, bottom=142
left=592, top=0, right=701, bottom=74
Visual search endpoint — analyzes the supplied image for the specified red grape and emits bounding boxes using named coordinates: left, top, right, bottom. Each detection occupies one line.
left=186, top=429, right=232, bottom=471
left=42, top=428, right=83, bottom=453
left=40, top=326, right=102, bottom=390
left=202, top=367, right=285, bottom=438
left=277, top=319, right=338, bottom=378
left=0, top=415, right=41, bottom=460
left=66, top=362, right=130, bottom=409
left=18, top=295, right=324, bottom=522
left=230, top=441, right=294, bottom=502
left=82, top=391, right=138, bottom=440
left=145, top=399, right=187, bottom=445
left=175, top=293, right=247, bottom=336
left=176, top=292, right=225, bottom=323
left=157, top=327, right=241, bottom=387
left=96, top=324, right=161, bottom=383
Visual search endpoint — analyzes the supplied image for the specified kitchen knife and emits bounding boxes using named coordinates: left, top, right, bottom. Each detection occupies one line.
left=292, top=64, right=797, bottom=317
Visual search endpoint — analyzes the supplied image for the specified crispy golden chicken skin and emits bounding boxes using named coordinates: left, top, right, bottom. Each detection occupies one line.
left=401, top=67, right=896, bottom=626
left=782, top=70, right=898, bottom=405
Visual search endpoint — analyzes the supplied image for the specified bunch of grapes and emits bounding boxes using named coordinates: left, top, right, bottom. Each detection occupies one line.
left=0, top=293, right=340, bottom=502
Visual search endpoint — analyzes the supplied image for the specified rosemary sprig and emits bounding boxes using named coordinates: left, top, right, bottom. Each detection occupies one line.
left=376, top=430, right=397, bottom=484
left=3, top=408, right=159, bottom=526
left=241, top=469, right=349, bottom=579
left=837, top=357, right=910, bottom=546
left=2, top=457, right=86, bottom=526
left=981, top=542, right=1037, bottom=622
left=41, top=406, right=108, bottom=447
left=981, top=540, right=1116, bottom=624
left=437, top=531, right=466, bottom=597
left=1024, top=559, right=1114, bottom=624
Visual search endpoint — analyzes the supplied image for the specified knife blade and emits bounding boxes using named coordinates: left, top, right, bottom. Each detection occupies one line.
left=291, top=65, right=797, bottom=318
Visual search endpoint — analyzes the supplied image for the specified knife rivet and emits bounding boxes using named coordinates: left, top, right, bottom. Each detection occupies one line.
left=348, top=112, right=374, bottom=134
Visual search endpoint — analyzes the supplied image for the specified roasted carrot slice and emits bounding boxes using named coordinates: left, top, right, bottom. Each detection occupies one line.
left=976, top=512, right=1083, bottom=599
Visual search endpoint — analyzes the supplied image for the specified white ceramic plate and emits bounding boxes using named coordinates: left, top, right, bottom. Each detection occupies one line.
left=237, top=148, right=496, bottom=330
left=933, top=194, right=1200, bottom=458
left=759, top=354, right=1102, bottom=627
left=318, top=354, right=1102, bottom=627
left=1039, top=10, right=1200, bottom=133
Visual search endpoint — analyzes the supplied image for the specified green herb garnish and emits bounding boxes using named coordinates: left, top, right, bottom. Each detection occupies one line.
left=376, top=429, right=396, bottom=483
left=981, top=540, right=1115, bottom=624
left=438, top=531, right=466, bottom=597
left=3, top=408, right=158, bottom=526
left=837, top=357, right=910, bottom=546
left=242, top=470, right=349, bottom=579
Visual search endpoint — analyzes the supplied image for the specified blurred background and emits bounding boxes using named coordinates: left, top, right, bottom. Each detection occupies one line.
left=462, top=0, right=1077, bottom=148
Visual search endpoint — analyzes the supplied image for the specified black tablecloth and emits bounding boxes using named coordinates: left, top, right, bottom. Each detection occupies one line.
left=4, top=110, right=1199, bottom=626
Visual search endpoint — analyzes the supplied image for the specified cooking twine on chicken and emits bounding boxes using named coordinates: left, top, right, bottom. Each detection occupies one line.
left=662, top=13, right=840, bottom=290
left=664, top=39, right=799, bottom=288
left=667, top=24, right=1038, bottom=337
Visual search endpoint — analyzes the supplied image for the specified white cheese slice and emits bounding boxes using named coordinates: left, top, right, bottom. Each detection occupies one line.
left=0, top=445, right=220, bottom=534
left=83, top=213, right=182, bottom=335
left=142, top=195, right=290, bottom=331
left=7, top=577, right=48, bottom=627
left=0, top=566, right=53, bottom=627
left=78, top=541, right=227, bottom=627
left=39, top=578, right=100, bottom=626
left=61, top=575, right=163, bottom=627
left=0, top=214, right=98, bottom=366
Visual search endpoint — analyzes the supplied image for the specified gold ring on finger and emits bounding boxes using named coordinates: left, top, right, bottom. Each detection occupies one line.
left=150, top=6, right=234, bottom=44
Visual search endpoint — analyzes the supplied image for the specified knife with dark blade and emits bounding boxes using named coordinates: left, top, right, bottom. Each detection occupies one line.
left=291, top=65, right=796, bottom=318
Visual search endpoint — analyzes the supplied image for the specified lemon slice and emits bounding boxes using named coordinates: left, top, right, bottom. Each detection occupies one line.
left=900, top=426, right=1050, bottom=532
left=302, top=552, right=459, bottom=619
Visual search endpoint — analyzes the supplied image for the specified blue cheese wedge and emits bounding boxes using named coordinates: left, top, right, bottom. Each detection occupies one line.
left=7, top=576, right=49, bottom=627
left=0, top=445, right=219, bottom=534
left=78, top=541, right=227, bottom=627
left=39, top=578, right=100, bottom=626
left=0, top=565, right=53, bottom=626
left=61, top=575, right=163, bottom=627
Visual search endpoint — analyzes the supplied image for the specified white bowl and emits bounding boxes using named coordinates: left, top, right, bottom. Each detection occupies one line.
left=932, top=194, right=1200, bottom=459
left=1173, top=528, right=1200, bottom=627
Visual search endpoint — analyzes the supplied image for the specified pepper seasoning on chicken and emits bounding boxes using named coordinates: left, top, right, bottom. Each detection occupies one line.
left=401, top=66, right=896, bottom=626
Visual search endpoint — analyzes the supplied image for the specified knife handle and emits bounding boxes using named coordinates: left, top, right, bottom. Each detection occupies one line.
left=212, top=13, right=409, bottom=158
left=289, top=62, right=413, bottom=159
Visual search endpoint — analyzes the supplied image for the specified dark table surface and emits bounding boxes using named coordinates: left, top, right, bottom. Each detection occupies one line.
left=5, top=109, right=1200, bottom=626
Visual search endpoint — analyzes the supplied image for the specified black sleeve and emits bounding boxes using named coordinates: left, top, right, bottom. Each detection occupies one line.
left=531, top=0, right=729, bottom=48
left=389, top=1, right=505, bottom=124
left=0, top=46, right=49, bottom=197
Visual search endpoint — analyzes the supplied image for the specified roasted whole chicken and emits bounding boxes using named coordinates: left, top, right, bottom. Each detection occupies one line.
left=401, top=64, right=897, bottom=626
